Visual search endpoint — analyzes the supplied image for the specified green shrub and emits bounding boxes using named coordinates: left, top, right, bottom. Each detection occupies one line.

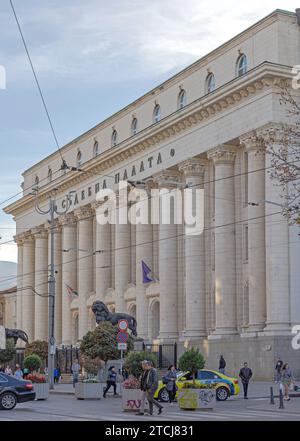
left=0, top=339, right=16, bottom=363
left=24, top=354, right=42, bottom=372
left=124, top=351, right=157, bottom=379
left=178, top=348, right=205, bottom=384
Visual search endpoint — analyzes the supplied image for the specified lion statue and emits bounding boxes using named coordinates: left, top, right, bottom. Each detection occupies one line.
left=92, top=301, right=137, bottom=337
left=5, top=328, right=29, bottom=345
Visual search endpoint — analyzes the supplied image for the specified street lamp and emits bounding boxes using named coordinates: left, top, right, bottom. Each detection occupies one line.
left=33, top=189, right=74, bottom=390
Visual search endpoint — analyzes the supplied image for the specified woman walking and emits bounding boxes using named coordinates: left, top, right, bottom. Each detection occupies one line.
left=164, top=365, right=178, bottom=405
left=281, top=363, right=294, bottom=401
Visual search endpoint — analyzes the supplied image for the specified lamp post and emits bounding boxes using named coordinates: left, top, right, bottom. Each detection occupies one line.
left=33, top=188, right=73, bottom=389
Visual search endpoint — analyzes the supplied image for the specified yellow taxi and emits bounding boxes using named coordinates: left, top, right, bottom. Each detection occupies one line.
left=155, top=369, right=240, bottom=402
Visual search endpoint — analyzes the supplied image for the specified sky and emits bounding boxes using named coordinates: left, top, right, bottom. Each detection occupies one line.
left=0, top=0, right=299, bottom=263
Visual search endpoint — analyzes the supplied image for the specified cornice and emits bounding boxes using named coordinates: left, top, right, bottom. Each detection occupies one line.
left=4, top=63, right=292, bottom=217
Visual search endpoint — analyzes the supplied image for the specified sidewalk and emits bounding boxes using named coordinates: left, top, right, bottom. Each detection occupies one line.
left=49, top=381, right=300, bottom=399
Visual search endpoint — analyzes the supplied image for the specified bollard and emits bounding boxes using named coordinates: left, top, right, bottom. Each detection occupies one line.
left=270, top=386, right=275, bottom=405
left=279, top=388, right=284, bottom=409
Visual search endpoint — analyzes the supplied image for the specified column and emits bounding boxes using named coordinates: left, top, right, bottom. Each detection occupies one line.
left=76, top=206, right=94, bottom=339
left=257, top=124, right=290, bottom=334
left=156, top=171, right=180, bottom=341
left=14, top=235, right=24, bottom=329
left=136, top=212, right=153, bottom=340
left=93, top=202, right=112, bottom=301
left=34, top=227, right=49, bottom=341
left=179, top=159, right=207, bottom=338
left=115, top=195, right=131, bottom=312
left=240, top=131, right=266, bottom=333
left=60, top=214, right=77, bottom=345
left=208, top=145, right=237, bottom=337
left=22, top=234, right=35, bottom=342
left=48, top=221, right=63, bottom=344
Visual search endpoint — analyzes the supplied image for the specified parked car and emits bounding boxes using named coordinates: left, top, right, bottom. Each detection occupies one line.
left=0, top=373, right=36, bottom=410
left=155, top=369, right=240, bottom=402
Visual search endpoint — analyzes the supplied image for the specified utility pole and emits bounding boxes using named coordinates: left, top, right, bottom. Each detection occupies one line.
left=34, top=189, right=73, bottom=389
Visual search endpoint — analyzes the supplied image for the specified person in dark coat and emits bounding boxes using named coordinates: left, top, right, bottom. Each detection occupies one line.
left=164, top=365, right=178, bottom=404
left=239, top=362, right=253, bottom=399
left=275, top=358, right=283, bottom=383
left=103, top=366, right=118, bottom=398
left=219, top=355, right=226, bottom=375
left=137, top=361, right=163, bottom=416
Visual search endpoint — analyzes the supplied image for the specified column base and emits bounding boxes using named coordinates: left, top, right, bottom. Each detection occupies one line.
left=181, top=330, right=207, bottom=340
left=261, top=322, right=292, bottom=336
left=158, top=333, right=178, bottom=343
left=208, top=328, right=238, bottom=340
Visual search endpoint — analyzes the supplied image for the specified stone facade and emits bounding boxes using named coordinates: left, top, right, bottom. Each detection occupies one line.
left=4, top=10, right=300, bottom=379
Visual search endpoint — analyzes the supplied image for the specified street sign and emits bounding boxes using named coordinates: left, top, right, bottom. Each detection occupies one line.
left=118, top=343, right=127, bottom=351
left=117, top=331, right=129, bottom=343
left=118, top=319, right=128, bottom=331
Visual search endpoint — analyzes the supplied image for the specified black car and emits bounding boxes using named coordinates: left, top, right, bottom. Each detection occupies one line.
left=0, top=373, right=35, bottom=410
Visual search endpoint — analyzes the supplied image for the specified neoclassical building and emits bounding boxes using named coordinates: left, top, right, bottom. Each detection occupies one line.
left=4, top=10, right=300, bottom=378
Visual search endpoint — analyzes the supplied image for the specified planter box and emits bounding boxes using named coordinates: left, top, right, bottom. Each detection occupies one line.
left=33, top=383, right=49, bottom=400
left=122, top=389, right=149, bottom=412
left=75, top=382, right=102, bottom=400
left=178, top=388, right=216, bottom=410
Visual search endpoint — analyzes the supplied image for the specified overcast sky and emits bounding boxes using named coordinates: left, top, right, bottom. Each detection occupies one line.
left=0, top=0, right=299, bottom=263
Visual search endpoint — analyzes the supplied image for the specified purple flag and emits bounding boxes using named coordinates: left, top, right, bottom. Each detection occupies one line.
left=142, top=260, right=154, bottom=284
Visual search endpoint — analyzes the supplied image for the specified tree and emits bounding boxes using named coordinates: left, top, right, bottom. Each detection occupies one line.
left=80, top=322, right=134, bottom=365
left=255, top=82, right=300, bottom=225
left=24, top=354, right=42, bottom=373
left=178, top=347, right=205, bottom=386
left=0, top=339, right=16, bottom=364
left=124, top=351, right=157, bottom=379
left=25, top=340, right=48, bottom=364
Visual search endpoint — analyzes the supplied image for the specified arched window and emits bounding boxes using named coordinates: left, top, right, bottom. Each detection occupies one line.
left=131, top=118, right=138, bottom=136
left=76, top=150, right=82, bottom=167
left=93, top=140, right=99, bottom=157
left=47, top=168, right=52, bottom=183
left=206, top=73, right=216, bottom=93
left=153, top=104, right=162, bottom=123
left=111, top=129, right=118, bottom=147
left=236, top=54, right=247, bottom=77
left=178, top=89, right=187, bottom=109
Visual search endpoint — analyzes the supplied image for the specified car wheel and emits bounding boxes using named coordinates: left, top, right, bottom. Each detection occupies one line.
left=216, top=386, right=229, bottom=401
left=158, top=388, right=170, bottom=403
left=0, top=392, right=17, bottom=410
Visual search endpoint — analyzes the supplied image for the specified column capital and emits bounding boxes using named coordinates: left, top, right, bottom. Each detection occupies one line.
left=14, top=233, right=26, bottom=245
left=256, top=122, right=287, bottom=145
left=32, top=226, right=48, bottom=240
left=74, top=204, right=94, bottom=221
left=179, top=158, right=207, bottom=177
left=44, top=219, right=61, bottom=234
left=153, top=170, right=182, bottom=188
left=208, top=145, right=236, bottom=164
left=59, top=213, right=77, bottom=227
left=22, top=232, right=35, bottom=244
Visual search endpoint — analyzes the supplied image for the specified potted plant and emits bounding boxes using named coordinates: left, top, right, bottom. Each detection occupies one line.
left=121, top=351, right=156, bottom=412
left=177, top=348, right=215, bottom=410
left=75, top=357, right=103, bottom=400
left=24, top=354, right=49, bottom=400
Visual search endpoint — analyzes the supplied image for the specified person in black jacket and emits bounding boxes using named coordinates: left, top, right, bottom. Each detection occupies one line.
left=219, top=355, right=226, bottom=375
left=239, top=362, right=253, bottom=399
left=137, top=361, right=163, bottom=416
left=103, top=366, right=118, bottom=398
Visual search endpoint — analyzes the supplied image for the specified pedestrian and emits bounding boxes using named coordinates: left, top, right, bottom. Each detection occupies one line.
left=281, top=363, right=294, bottom=401
left=71, top=359, right=81, bottom=388
left=275, top=358, right=283, bottom=383
left=23, top=366, right=29, bottom=379
left=239, top=362, right=253, bottom=399
left=5, top=365, right=12, bottom=375
left=44, top=366, right=49, bottom=377
left=122, top=367, right=129, bottom=381
left=103, top=366, right=118, bottom=398
left=54, top=365, right=61, bottom=384
left=14, top=364, right=23, bottom=381
left=219, top=355, right=226, bottom=375
left=136, top=360, right=149, bottom=415
left=136, top=360, right=163, bottom=416
left=163, top=365, right=177, bottom=405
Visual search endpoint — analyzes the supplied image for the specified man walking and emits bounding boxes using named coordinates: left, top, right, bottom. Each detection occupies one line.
left=219, top=355, right=226, bottom=375
left=137, top=360, right=163, bottom=416
left=71, top=359, right=81, bottom=388
left=103, top=366, right=118, bottom=398
left=239, top=362, right=253, bottom=399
